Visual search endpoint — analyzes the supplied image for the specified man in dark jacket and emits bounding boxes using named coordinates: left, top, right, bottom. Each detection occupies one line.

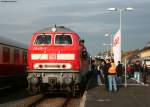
left=116, top=61, right=123, bottom=83
left=133, top=60, right=142, bottom=83
left=100, top=60, right=109, bottom=89
left=142, top=63, right=148, bottom=84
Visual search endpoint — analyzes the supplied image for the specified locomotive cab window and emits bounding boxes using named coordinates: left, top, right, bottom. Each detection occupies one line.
left=34, top=35, right=51, bottom=45
left=55, top=35, right=72, bottom=45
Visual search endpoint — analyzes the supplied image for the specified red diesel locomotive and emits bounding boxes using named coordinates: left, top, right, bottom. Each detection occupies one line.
left=27, top=26, right=91, bottom=96
left=0, top=36, right=27, bottom=90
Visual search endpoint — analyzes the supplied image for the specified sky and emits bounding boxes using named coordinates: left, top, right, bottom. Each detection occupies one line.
left=0, top=0, right=150, bottom=55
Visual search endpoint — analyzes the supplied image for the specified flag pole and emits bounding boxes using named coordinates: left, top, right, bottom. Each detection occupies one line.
left=124, top=56, right=127, bottom=87
left=119, top=9, right=122, bottom=62
left=119, top=9, right=127, bottom=87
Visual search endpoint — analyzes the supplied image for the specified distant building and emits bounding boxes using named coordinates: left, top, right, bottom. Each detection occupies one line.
left=140, top=41, right=150, bottom=68
left=140, top=41, right=150, bottom=58
left=122, top=49, right=140, bottom=64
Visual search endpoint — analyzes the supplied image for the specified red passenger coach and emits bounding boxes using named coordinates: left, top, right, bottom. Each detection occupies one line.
left=27, top=26, right=91, bottom=96
left=0, top=36, right=27, bottom=90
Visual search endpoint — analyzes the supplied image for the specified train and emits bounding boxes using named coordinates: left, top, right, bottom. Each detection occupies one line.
left=27, top=26, right=91, bottom=96
left=0, top=36, right=27, bottom=90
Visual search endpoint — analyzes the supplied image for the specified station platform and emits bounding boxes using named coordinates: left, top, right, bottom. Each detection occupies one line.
left=84, top=75, right=150, bottom=107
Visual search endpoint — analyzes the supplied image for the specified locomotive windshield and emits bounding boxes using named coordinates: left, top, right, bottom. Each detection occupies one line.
left=55, top=35, right=72, bottom=45
left=34, top=35, right=51, bottom=45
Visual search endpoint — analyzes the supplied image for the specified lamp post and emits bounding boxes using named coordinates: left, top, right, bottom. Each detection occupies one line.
left=103, top=43, right=112, bottom=59
left=105, top=33, right=113, bottom=58
left=107, top=7, right=134, bottom=61
left=107, top=7, right=134, bottom=87
left=108, top=7, right=134, bottom=35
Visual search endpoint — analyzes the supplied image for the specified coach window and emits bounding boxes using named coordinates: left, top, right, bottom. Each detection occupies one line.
left=14, top=49, right=20, bottom=64
left=34, top=35, right=51, bottom=45
left=2, top=47, right=10, bottom=63
left=23, top=51, right=27, bottom=64
left=55, top=35, right=72, bottom=45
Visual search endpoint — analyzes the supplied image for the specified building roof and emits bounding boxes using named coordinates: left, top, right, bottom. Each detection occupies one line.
left=141, top=41, right=150, bottom=52
left=146, top=41, right=150, bottom=47
left=38, top=26, right=75, bottom=33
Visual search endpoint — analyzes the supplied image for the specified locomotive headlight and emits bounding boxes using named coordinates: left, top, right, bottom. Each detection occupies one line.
left=33, top=63, right=43, bottom=69
left=65, top=64, right=72, bottom=69
left=33, top=64, right=39, bottom=69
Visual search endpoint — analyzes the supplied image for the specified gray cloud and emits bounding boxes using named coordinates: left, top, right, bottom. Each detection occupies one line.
left=0, top=0, right=150, bottom=55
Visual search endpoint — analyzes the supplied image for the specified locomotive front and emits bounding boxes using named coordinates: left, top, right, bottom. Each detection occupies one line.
left=27, top=26, right=89, bottom=96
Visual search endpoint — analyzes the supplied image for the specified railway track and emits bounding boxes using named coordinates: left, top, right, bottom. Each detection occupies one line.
left=31, top=93, right=81, bottom=107
left=0, top=94, right=44, bottom=107
left=0, top=93, right=81, bottom=107
left=0, top=82, right=86, bottom=107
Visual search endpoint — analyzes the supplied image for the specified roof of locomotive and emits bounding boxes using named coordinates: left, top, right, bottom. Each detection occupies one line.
left=0, top=36, right=27, bottom=49
left=38, top=26, right=76, bottom=33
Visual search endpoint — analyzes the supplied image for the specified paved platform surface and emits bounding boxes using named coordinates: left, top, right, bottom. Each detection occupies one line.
left=85, top=85, right=150, bottom=107
left=85, top=75, right=150, bottom=107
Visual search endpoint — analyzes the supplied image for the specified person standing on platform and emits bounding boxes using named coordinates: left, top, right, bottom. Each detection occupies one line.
left=142, top=63, right=148, bottom=84
left=99, top=60, right=106, bottom=85
left=133, top=60, right=142, bottom=83
left=92, top=60, right=101, bottom=82
left=91, top=60, right=96, bottom=72
left=104, top=59, right=111, bottom=90
left=97, top=62, right=102, bottom=85
left=116, top=61, right=123, bottom=83
left=126, top=64, right=133, bottom=79
left=108, top=59, right=117, bottom=92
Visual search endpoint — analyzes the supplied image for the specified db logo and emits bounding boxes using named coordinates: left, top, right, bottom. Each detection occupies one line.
left=113, top=36, right=120, bottom=47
